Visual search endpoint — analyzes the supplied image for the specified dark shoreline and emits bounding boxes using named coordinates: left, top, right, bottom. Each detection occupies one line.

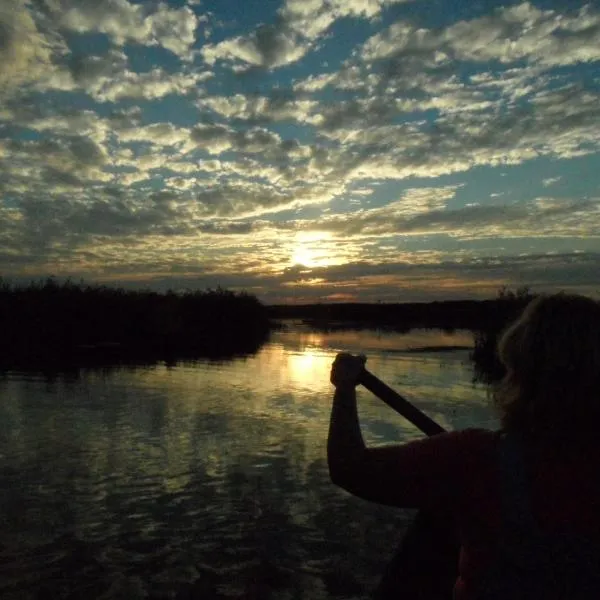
left=267, top=295, right=530, bottom=332
left=0, top=279, right=532, bottom=380
left=0, top=279, right=273, bottom=374
left=267, top=291, right=533, bottom=383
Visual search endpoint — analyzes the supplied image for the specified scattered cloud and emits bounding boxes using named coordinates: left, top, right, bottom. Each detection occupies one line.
left=202, top=26, right=312, bottom=70
left=1, top=0, right=599, bottom=301
left=361, top=2, right=600, bottom=68
left=62, top=49, right=212, bottom=102
left=197, top=93, right=318, bottom=125
left=542, top=176, right=562, bottom=187
left=202, top=0, right=411, bottom=70
left=53, top=0, right=200, bottom=59
left=0, top=0, right=56, bottom=92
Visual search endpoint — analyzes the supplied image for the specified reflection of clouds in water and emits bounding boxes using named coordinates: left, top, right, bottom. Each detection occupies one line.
left=279, top=325, right=474, bottom=355
left=0, top=326, right=496, bottom=598
left=86, top=326, right=492, bottom=453
left=358, top=351, right=496, bottom=442
left=3, top=329, right=491, bottom=514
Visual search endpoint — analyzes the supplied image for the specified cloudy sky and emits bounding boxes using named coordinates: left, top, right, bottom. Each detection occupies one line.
left=1, top=0, right=599, bottom=303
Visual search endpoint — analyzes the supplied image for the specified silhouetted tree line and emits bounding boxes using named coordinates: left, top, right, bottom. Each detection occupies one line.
left=269, top=287, right=533, bottom=332
left=0, top=278, right=272, bottom=369
left=270, top=286, right=536, bottom=383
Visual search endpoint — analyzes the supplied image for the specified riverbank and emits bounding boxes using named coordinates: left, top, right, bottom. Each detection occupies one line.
left=0, top=279, right=272, bottom=371
left=269, top=289, right=534, bottom=383
left=268, top=292, right=531, bottom=333
left=0, top=279, right=532, bottom=379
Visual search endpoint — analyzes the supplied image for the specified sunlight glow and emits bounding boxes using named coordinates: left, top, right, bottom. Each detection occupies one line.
left=288, top=349, right=330, bottom=387
left=289, top=231, right=337, bottom=268
left=291, top=246, right=319, bottom=267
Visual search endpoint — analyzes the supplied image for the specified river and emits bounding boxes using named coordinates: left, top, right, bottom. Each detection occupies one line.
left=0, top=324, right=498, bottom=599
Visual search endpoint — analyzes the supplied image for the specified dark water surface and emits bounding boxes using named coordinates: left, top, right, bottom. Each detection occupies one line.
left=0, top=326, right=496, bottom=599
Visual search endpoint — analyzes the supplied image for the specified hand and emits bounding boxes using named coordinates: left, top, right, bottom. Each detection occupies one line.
left=330, top=352, right=367, bottom=388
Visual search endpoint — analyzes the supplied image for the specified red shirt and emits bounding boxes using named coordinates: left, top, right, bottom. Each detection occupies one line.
left=338, top=428, right=600, bottom=599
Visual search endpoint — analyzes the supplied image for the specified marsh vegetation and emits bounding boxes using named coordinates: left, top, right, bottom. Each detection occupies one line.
left=0, top=278, right=532, bottom=380
left=0, top=278, right=272, bottom=370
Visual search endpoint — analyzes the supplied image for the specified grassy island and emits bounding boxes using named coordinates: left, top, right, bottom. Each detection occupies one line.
left=0, top=278, right=272, bottom=370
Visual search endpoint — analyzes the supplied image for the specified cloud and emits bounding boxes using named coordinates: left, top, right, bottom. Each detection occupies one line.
left=202, top=25, right=311, bottom=70
left=0, top=4, right=208, bottom=98
left=0, top=0, right=55, bottom=92
left=542, top=177, right=562, bottom=187
left=313, top=193, right=600, bottom=240
left=315, top=97, right=409, bottom=131
left=189, top=123, right=238, bottom=154
left=446, top=3, right=600, bottom=67
left=201, top=0, right=411, bottom=70
left=2, top=141, right=598, bottom=301
left=197, top=93, right=318, bottom=125
left=194, top=183, right=288, bottom=217
left=271, top=252, right=600, bottom=302
left=1, top=101, right=327, bottom=215
left=299, top=78, right=600, bottom=183
left=282, top=0, right=411, bottom=39
left=116, top=123, right=192, bottom=147
left=26, top=251, right=595, bottom=304
left=293, top=66, right=381, bottom=93
left=74, top=63, right=211, bottom=103
left=52, top=0, right=200, bottom=59
left=362, top=2, right=600, bottom=69
left=3, top=134, right=110, bottom=188
left=1, top=0, right=598, bottom=302
left=189, top=124, right=304, bottom=160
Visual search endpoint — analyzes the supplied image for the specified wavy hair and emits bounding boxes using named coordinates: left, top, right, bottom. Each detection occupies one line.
left=493, top=293, right=600, bottom=444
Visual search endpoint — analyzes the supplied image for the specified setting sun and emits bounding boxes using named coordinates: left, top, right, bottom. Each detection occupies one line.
left=289, top=231, right=336, bottom=268
left=291, top=246, right=318, bottom=267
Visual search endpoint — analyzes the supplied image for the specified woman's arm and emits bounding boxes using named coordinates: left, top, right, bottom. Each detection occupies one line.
left=327, top=353, right=492, bottom=508
left=327, top=353, right=368, bottom=487
left=327, top=383, right=366, bottom=487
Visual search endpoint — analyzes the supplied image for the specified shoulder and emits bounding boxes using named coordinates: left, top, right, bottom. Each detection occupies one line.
left=420, top=428, right=498, bottom=455
left=421, top=428, right=501, bottom=483
left=389, top=428, right=499, bottom=475
left=455, top=427, right=499, bottom=448
left=442, top=427, right=498, bottom=443
left=436, top=430, right=503, bottom=514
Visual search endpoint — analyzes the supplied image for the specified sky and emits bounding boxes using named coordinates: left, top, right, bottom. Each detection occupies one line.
left=1, top=0, right=599, bottom=304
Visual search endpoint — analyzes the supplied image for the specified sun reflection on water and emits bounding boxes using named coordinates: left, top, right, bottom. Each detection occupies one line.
left=287, top=349, right=330, bottom=387
left=0, top=325, right=497, bottom=600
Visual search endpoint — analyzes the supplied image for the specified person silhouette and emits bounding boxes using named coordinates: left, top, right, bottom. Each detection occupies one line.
left=328, top=293, right=600, bottom=599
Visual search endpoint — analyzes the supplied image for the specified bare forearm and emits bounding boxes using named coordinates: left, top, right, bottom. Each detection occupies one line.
left=327, top=385, right=366, bottom=483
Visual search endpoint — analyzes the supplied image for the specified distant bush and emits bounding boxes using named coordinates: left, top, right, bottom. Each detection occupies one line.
left=0, top=278, right=272, bottom=370
left=470, top=286, right=535, bottom=384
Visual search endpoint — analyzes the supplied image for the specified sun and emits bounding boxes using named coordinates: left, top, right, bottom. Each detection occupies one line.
left=289, top=231, right=333, bottom=268
left=291, top=246, right=318, bottom=267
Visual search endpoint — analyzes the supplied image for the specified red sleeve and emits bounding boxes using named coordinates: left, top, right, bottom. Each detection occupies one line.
left=333, top=428, right=496, bottom=510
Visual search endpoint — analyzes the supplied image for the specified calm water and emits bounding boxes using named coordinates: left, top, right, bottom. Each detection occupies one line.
left=0, top=326, right=497, bottom=599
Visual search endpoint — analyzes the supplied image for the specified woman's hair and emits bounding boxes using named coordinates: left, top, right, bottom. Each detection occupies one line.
left=493, top=292, right=600, bottom=443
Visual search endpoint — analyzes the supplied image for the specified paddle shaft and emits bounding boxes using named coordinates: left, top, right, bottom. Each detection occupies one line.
left=359, top=369, right=446, bottom=436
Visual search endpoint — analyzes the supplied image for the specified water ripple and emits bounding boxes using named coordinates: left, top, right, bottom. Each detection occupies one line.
left=0, top=328, right=492, bottom=598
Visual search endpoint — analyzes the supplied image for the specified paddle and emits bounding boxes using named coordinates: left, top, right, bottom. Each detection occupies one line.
left=359, top=369, right=446, bottom=436
left=358, top=369, right=457, bottom=600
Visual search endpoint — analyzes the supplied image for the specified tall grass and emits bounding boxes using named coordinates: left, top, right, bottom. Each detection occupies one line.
left=0, top=278, right=272, bottom=369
